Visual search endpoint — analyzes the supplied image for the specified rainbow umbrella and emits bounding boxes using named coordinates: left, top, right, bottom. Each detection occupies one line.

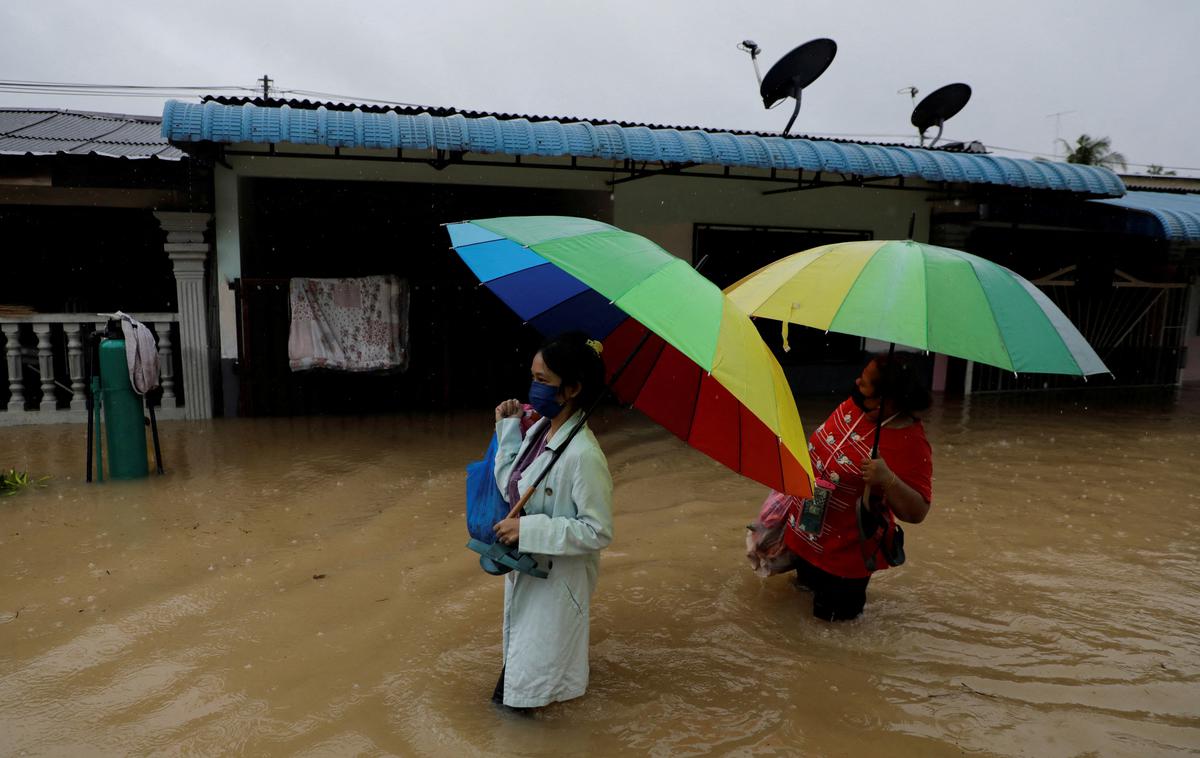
left=724, top=239, right=1109, bottom=377
left=446, top=216, right=814, bottom=498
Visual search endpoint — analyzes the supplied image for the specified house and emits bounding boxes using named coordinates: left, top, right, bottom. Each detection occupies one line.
left=0, top=109, right=214, bottom=426
left=3, top=99, right=1197, bottom=424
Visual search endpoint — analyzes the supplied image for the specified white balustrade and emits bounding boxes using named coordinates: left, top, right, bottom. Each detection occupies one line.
left=2, top=324, right=23, bottom=412
left=33, top=324, right=55, bottom=411
left=0, top=313, right=183, bottom=426
left=67, top=326, right=85, bottom=411
left=153, top=321, right=177, bottom=407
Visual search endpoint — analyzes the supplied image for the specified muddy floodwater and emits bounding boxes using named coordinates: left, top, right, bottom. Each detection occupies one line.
left=2, top=389, right=1199, bottom=757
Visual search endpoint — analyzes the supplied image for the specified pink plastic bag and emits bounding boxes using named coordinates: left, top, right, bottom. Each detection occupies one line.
left=745, top=491, right=797, bottom=577
left=758, top=490, right=792, bottom=528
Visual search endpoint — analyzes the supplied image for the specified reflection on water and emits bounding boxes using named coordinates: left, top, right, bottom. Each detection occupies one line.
left=2, top=389, right=1199, bottom=756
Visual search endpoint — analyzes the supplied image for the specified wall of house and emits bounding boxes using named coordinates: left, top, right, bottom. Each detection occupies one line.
left=214, top=148, right=941, bottom=412
left=216, top=151, right=613, bottom=361
left=612, top=176, right=930, bottom=261
left=220, top=155, right=622, bottom=413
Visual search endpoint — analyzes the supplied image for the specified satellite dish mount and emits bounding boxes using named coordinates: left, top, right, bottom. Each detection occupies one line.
left=737, top=40, right=763, bottom=86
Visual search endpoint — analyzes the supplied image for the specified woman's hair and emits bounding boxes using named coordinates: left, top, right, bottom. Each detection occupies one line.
left=539, top=331, right=607, bottom=410
left=873, top=351, right=933, bottom=417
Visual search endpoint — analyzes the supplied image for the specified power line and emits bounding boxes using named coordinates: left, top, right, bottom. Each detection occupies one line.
left=277, top=88, right=427, bottom=108
left=0, top=78, right=429, bottom=109
left=0, top=79, right=255, bottom=91
left=0, top=79, right=260, bottom=100
left=0, top=89, right=245, bottom=98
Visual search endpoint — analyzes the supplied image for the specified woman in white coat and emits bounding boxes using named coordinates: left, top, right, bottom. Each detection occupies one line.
left=491, top=332, right=614, bottom=710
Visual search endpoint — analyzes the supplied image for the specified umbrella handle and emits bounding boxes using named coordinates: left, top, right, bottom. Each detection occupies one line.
left=869, top=342, right=896, bottom=459
left=505, top=483, right=536, bottom=521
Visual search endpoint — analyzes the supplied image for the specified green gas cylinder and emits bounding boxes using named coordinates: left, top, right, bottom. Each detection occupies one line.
left=99, top=338, right=149, bottom=479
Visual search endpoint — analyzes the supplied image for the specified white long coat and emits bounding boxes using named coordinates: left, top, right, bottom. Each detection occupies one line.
left=494, top=411, right=614, bottom=708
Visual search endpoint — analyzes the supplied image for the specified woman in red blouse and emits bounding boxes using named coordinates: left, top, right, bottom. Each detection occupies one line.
left=781, top=352, right=933, bottom=621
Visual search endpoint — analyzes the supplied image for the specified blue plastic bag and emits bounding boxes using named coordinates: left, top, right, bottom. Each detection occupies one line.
left=466, top=433, right=509, bottom=544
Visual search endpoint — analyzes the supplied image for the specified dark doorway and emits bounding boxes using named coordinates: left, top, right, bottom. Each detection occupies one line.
left=236, top=178, right=610, bottom=416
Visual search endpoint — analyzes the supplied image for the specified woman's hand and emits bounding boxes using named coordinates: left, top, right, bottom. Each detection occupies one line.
left=860, top=456, right=896, bottom=489
left=493, top=517, right=520, bottom=546
left=859, top=456, right=930, bottom=524
left=495, top=398, right=522, bottom=422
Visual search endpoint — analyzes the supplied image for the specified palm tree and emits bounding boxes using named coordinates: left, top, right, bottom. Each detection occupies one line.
left=1057, top=134, right=1127, bottom=171
left=1146, top=164, right=1177, bottom=176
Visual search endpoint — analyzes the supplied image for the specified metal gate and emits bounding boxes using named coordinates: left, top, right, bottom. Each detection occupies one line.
left=968, top=266, right=1190, bottom=392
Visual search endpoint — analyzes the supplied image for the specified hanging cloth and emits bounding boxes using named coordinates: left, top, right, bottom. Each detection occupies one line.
left=113, top=311, right=160, bottom=395
left=288, top=275, right=410, bottom=372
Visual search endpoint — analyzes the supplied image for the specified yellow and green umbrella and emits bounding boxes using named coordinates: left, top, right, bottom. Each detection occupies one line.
left=447, top=216, right=814, bottom=498
left=725, top=239, right=1109, bottom=377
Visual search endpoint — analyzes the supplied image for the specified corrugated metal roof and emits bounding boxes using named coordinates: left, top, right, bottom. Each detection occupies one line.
left=163, top=100, right=1124, bottom=196
left=1091, top=191, right=1200, bottom=242
left=199, top=94, right=981, bottom=152
left=0, top=109, right=185, bottom=160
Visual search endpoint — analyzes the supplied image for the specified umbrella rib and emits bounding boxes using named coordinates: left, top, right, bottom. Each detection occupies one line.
left=680, top=355, right=707, bottom=446
left=736, top=388, right=743, bottom=475
left=630, top=334, right=669, bottom=410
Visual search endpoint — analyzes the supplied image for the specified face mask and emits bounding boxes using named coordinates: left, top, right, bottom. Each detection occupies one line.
left=850, top=383, right=876, bottom=413
left=528, top=380, right=564, bottom=419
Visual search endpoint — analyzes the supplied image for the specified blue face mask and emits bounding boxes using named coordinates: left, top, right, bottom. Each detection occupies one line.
left=528, top=380, right=564, bottom=419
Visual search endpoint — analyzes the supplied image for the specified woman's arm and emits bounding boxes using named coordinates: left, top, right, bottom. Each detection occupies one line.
left=507, top=447, right=614, bottom=555
left=860, top=456, right=931, bottom=524
left=493, top=399, right=525, bottom=503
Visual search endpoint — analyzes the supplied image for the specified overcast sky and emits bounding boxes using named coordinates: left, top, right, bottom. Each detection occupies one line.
left=3, top=0, right=1197, bottom=176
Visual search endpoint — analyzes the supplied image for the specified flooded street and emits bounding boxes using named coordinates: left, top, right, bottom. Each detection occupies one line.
left=2, top=389, right=1199, bottom=757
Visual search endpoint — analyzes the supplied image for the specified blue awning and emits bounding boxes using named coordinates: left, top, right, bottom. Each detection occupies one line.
left=161, top=100, right=1125, bottom=196
left=1091, top=191, right=1200, bottom=242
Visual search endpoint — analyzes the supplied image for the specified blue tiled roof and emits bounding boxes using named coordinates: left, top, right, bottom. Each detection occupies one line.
left=1092, top=191, right=1200, bottom=242
left=161, top=100, right=1125, bottom=196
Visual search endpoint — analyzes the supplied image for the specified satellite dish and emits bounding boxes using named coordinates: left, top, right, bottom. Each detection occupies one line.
left=911, top=83, right=972, bottom=147
left=746, top=38, right=837, bottom=136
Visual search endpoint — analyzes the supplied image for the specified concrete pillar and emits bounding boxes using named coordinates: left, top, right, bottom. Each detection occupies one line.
left=155, top=212, right=214, bottom=420
left=213, top=165, right=242, bottom=418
